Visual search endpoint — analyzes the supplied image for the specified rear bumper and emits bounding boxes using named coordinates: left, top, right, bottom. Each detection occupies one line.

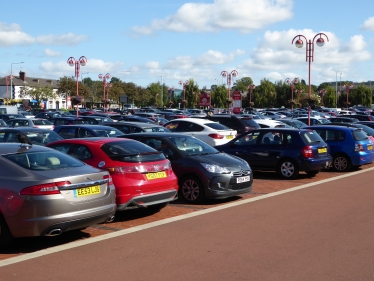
left=350, top=153, right=374, bottom=166
left=298, top=156, right=332, bottom=171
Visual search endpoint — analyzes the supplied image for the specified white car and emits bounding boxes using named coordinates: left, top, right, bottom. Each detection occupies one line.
left=255, top=119, right=289, bottom=128
left=6, top=118, right=55, bottom=130
left=163, top=118, right=237, bottom=146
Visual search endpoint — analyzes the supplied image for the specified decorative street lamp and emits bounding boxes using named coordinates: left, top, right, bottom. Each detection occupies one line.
left=221, top=70, right=238, bottom=113
left=292, top=33, right=329, bottom=126
left=319, top=89, right=327, bottom=105
left=10, top=62, right=24, bottom=100
left=343, top=83, right=354, bottom=109
left=285, top=77, right=299, bottom=111
left=247, top=84, right=256, bottom=105
left=168, top=86, right=175, bottom=106
left=295, top=89, right=303, bottom=104
left=98, top=73, right=111, bottom=110
left=67, top=56, right=87, bottom=116
left=179, top=80, right=189, bottom=109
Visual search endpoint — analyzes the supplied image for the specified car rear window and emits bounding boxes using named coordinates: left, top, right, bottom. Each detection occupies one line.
left=239, top=118, right=260, bottom=127
left=92, top=128, right=124, bottom=137
left=101, top=141, right=166, bottom=163
left=205, top=122, right=232, bottom=130
left=300, top=130, right=325, bottom=144
left=33, top=120, right=52, bottom=125
left=352, top=129, right=369, bottom=141
left=143, top=127, right=171, bottom=132
left=3, top=151, right=84, bottom=170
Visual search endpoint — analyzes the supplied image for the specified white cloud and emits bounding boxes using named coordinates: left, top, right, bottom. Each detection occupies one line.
left=360, top=16, right=374, bottom=31
left=44, top=48, right=62, bottom=57
left=132, top=0, right=293, bottom=35
left=0, top=22, right=35, bottom=47
left=36, top=33, right=89, bottom=45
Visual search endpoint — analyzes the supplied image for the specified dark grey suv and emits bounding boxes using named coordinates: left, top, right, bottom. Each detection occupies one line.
left=206, top=114, right=260, bottom=134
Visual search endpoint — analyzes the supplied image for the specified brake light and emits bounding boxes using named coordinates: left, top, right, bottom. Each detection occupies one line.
left=106, top=161, right=171, bottom=174
left=209, top=134, right=224, bottom=139
left=355, top=144, right=364, bottom=152
left=20, top=181, right=71, bottom=195
left=103, top=174, right=113, bottom=185
left=302, top=146, right=313, bottom=158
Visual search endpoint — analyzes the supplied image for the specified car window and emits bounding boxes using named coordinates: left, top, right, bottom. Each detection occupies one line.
left=172, top=136, right=217, bottom=156
left=78, top=128, right=95, bottom=138
left=92, top=128, right=124, bottom=137
left=234, top=131, right=260, bottom=145
left=69, top=145, right=93, bottom=160
left=302, top=130, right=327, bottom=143
left=58, top=128, right=77, bottom=139
left=164, top=121, right=179, bottom=131
left=132, top=126, right=144, bottom=133
left=3, top=151, right=84, bottom=170
left=353, top=129, right=369, bottom=141
left=205, top=122, right=230, bottom=131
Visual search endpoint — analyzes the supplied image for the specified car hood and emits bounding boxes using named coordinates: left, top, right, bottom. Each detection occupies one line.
left=188, top=152, right=249, bottom=170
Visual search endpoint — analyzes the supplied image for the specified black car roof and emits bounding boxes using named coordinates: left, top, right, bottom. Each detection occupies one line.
left=0, top=127, right=52, bottom=132
left=103, top=121, right=162, bottom=127
left=54, top=124, right=114, bottom=129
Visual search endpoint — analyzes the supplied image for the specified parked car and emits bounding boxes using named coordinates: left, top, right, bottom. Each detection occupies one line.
left=6, top=118, right=54, bottom=130
left=120, top=115, right=157, bottom=124
left=305, top=125, right=374, bottom=171
left=278, top=119, right=308, bottom=129
left=0, top=114, right=25, bottom=122
left=163, top=118, right=237, bottom=146
left=294, top=117, right=331, bottom=125
left=0, top=119, right=8, bottom=127
left=53, top=125, right=125, bottom=139
left=328, top=117, right=359, bottom=123
left=47, top=137, right=178, bottom=211
left=321, top=122, right=374, bottom=143
left=50, top=117, right=88, bottom=126
left=206, top=114, right=260, bottom=135
left=341, top=114, right=374, bottom=122
left=79, top=116, right=113, bottom=124
left=0, top=127, right=64, bottom=145
left=19, top=111, right=35, bottom=118
left=122, top=133, right=253, bottom=203
left=0, top=143, right=116, bottom=249
left=254, top=119, right=289, bottom=128
left=215, top=128, right=332, bottom=179
left=102, top=122, right=171, bottom=133
left=34, top=112, right=62, bottom=120
left=356, top=121, right=374, bottom=130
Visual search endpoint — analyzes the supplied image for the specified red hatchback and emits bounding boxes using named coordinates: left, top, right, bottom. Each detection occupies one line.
left=47, top=138, right=178, bottom=211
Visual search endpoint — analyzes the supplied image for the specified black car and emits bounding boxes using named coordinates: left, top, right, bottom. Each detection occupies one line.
left=0, top=114, right=25, bottom=122
left=121, top=133, right=253, bottom=203
left=0, top=127, right=64, bottom=145
left=341, top=114, right=374, bottom=122
left=329, top=116, right=359, bottom=123
left=206, top=114, right=260, bottom=134
left=34, top=112, right=62, bottom=120
left=50, top=117, right=88, bottom=126
left=79, top=116, right=113, bottom=124
left=102, top=122, right=171, bottom=133
left=53, top=125, right=125, bottom=139
left=356, top=121, right=374, bottom=129
left=120, top=115, right=157, bottom=124
left=215, top=128, right=332, bottom=179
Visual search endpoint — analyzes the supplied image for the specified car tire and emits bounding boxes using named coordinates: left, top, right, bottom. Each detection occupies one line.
left=179, top=176, right=205, bottom=203
left=277, top=159, right=299, bottom=179
left=0, top=214, right=14, bottom=249
left=147, top=202, right=169, bottom=212
left=332, top=154, right=351, bottom=172
left=305, top=170, right=320, bottom=177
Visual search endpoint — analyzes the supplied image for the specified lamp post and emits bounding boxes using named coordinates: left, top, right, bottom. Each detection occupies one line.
left=168, top=87, right=174, bottom=107
left=67, top=56, right=87, bottom=116
left=292, top=33, right=329, bottom=126
left=221, top=70, right=238, bottom=113
left=247, top=84, right=256, bottom=105
left=179, top=80, right=189, bottom=109
left=319, top=89, right=326, bottom=105
left=98, top=73, right=111, bottom=111
left=10, top=62, right=24, bottom=99
left=295, top=89, right=303, bottom=105
left=343, top=83, right=354, bottom=109
left=285, top=77, right=299, bottom=111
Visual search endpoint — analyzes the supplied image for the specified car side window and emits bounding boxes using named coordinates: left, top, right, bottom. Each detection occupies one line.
left=69, top=145, right=93, bottom=160
left=132, top=127, right=143, bottom=133
left=337, top=131, right=345, bottom=141
left=58, top=128, right=77, bottom=139
left=165, top=121, right=179, bottom=131
left=326, top=130, right=336, bottom=141
left=78, top=128, right=95, bottom=138
left=0, top=132, right=5, bottom=142
left=6, top=132, right=19, bottom=142
left=183, top=122, right=204, bottom=132
left=234, top=131, right=260, bottom=145
left=49, top=144, right=73, bottom=154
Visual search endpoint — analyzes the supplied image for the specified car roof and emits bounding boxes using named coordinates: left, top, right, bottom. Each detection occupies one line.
left=0, top=143, right=51, bottom=154
left=165, top=118, right=217, bottom=124
left=47, top=137, right=133, bottom=146
left=305, top=125, right=357, bottom=131
left=0, top=127, right=52, bottom=132
left=119, top=132, right=189, bottom=138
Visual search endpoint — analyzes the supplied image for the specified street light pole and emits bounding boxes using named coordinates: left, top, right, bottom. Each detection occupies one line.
left=343, top=83, right=354, bottom=109
left=285, top=78, right=299, bottom=111
left=247, top=84, right=256, bottom=106
left=67, top=56, right=87, bottom=116
left=98, top=73, right=111, bottom=111
left=10, top=62, right=24, bottom=99
left=179, top=80, right=190, bottom=110
left=221, top=70, right=238, bottom=113
left=168, top=87, right=175, bottom=107
left=319, top=89, right=326, bottom=105
left=292, top=33, right=329, bottom=126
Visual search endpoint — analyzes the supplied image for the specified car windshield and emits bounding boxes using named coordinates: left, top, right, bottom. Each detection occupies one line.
left=169, top=136, right=218, bottom=156
left=101, top=141, right=165, bottom=163
left=3, top=150, right=84, bottom=170
left=25, top=131, right=64, bottom=144
left=353, top=129, right=369, bottom=141
left=143, top=127, right=171, bottom=132
left=205, top=122, right=232, bottom=130
left=300, top=130, right=325, bottom=144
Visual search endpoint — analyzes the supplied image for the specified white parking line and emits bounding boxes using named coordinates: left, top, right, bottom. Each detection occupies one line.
left=1, top=167, right=374, bottom=267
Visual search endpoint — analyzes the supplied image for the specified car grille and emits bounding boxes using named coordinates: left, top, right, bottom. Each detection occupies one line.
left=229, top=169, right=253, bottom=190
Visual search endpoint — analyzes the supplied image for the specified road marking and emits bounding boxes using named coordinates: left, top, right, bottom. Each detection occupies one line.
left=1, top=167, right=374, bottom=267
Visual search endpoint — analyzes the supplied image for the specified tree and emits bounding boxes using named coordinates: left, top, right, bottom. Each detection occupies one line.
left=233, top=77, right=254, bottom=92
left=211, top=85, right=228, bottom=108
left=184, top=79, right=200, bottom=108
left=19, top=83, right=55, bottom=107
left=253, top=78, right=276, bottom=108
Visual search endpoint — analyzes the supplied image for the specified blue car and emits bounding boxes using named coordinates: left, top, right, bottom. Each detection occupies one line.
left=215, top=128, right=332, bottom=179
left=305, top=125, right=374, bottom=171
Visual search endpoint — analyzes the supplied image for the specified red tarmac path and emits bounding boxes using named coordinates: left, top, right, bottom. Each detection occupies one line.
left=1, top=168, right=374, bottom=280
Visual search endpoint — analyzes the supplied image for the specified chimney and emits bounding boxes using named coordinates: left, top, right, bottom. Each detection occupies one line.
left=19, top=71, right=26, bottom=81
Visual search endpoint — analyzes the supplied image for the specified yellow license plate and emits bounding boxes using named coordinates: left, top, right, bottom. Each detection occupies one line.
left=226, top=135, right=234, bottom=139
left=146, top=171, right=167, bottom=180
left=318, top=148, right=327, bottom=153
left=74, top=185, right=101, bottom=197
left=368, top=145, right=373, bottom=150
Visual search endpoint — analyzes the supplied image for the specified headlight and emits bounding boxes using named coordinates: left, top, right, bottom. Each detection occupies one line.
left=201, top=163, right=231, bottom=174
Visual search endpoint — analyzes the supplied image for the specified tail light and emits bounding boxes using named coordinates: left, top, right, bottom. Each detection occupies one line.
left=301, top=146, right=313, bottom=158
left=103, top=174, right=113, bottom=185
left=209, top=134, right=224, bottom=139
left=106, top=161, right=171, bottom=174
left=355, top=144, right=364, bottom=152
left=20, top=181, right=71, bottom=195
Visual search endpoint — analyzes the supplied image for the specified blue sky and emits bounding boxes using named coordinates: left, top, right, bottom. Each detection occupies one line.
left=1, top=0, right=374, bottom=90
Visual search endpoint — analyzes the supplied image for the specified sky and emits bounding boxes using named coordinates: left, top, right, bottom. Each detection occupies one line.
left=1, top=0, right=374, bottom=90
